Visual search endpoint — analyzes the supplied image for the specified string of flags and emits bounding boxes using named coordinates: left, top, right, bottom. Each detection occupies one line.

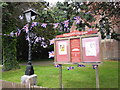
left=77, top=64, right=86, bottom=67
left=3, top=15, right=93, bottom=37
left=67, top=67, right=74, bottom=70
left=54, top=64, right=98, bottom=70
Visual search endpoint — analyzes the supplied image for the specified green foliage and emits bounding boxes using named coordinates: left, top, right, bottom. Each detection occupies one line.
left=2, top=36, right=20, bottom=71
left=50, top=2, right=95, bottom=33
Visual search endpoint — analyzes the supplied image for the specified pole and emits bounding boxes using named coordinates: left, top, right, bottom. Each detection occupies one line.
left=95, top=65, right=99, bottom=89
left=59, top=64, right=62, bottom=89
left=25, top=23, right=34, bottom=75
left=28, top=27, right=31, bottom=62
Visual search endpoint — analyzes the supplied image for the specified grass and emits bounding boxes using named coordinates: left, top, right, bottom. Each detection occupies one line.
left=1, top=60, right=119, bottom=88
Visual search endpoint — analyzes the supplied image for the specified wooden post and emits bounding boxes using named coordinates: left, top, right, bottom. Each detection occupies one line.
left=95, top=65, right=100, bottom=89
left=59, top=64, right=62, bottom=89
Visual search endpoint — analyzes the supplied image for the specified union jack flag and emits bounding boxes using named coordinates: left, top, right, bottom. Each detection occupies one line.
left=41, top=23, right=47, bottom=28
left=50, top=39, right=54, bottom=45
left=22, top=24, right=29, bottom=33
left=48, top=51, right=54, bottom=58
left=53, top=23, right=59, bottom=29
left=30, top=22, right=39, bottom=29
left=63, top=20, right=70, bottom=27
left=74, top=16, right=81, bottom=24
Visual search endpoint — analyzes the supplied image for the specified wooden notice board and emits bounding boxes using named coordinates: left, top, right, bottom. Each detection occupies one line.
left=54, top=34, right=101, bottom=64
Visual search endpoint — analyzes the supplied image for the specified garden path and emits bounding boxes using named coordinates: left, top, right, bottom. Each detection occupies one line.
left=20, top=60, right=54, bottom=66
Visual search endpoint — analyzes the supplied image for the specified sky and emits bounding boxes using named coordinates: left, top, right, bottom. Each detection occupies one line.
left=45, top=0, right=64, bottom=5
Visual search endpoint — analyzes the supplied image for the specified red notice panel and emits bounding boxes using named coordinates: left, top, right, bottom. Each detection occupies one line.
left=81, top=36, right=101, bottom=62
left=56, top=40, right=70, bottom=62
left=70, top=39, right=81, bottom=63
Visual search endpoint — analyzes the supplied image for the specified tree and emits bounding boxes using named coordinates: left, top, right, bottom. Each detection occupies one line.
left=2, top=2, right=52, bottom=70
left=90, top=2, right=120, bottom=40
left=50, top=1, right=96, bottom=34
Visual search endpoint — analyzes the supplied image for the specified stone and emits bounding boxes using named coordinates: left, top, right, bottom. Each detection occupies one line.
left=21, top=74, right=37, bottom=86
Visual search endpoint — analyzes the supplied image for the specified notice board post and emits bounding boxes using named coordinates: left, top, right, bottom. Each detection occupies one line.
left=59, top=64, right=62, bottom=89
left=95, top=65, right=99, bottom=88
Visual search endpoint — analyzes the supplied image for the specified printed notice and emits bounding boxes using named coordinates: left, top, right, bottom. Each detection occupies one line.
left=58, top=42, right=67, bottom=55
left=85, top=41, right=96, bottom=56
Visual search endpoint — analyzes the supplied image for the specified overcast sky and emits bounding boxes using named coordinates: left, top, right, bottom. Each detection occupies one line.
left=45, top=0, right=64, bottom=5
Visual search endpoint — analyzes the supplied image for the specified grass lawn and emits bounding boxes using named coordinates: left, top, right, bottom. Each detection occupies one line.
left=2, top=60, right=119, bottom=88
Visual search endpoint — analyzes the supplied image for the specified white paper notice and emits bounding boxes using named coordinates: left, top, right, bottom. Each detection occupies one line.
left=58, top=42, right=67, bottom=55
left=85, top=41, right=97, bottom=56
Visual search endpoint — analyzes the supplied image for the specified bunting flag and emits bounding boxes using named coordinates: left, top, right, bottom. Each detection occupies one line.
left=17, top=28, right=21, bottom=36
left=54, top=64, right=61, bottom=67
left=74, top=16, right=81, bottom=24
left=35, top=37, right=39, bottom=42
left=26, top=35, right=30, bottom=41
left=50, top=39, right=54, bottom=45
left=67, top=66, right=74, bottom=70
left=22, top=24, right=29, bottom=33
left=92, top=65, right=98, bottom=69
left=41, top=23, right=47, bottom=28
left=77, top=64, right=86, bottom=67
left=49, top=51, right=54, bottom=58
left=30, top=22, right=39, bottom=29
left=53, top=23, right=59, bottom=29
left=63, top=20, right=70, bottom=27
left=15, top=32, right=18, bottom=37
left=10, top=31, right=14, bottom=37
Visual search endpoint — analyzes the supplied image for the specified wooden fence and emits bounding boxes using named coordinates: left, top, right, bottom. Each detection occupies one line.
left=0, top=80, right=51, bottom=89
left=101, top=39, right=120, bottom=60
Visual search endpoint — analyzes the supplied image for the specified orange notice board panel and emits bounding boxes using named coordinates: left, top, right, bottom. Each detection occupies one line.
left=70, top=39, right=81, bottom=63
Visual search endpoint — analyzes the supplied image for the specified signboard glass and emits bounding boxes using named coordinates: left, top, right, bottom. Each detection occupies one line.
left=82, top=36, right=101, bottom=62
left=56, top=40, right=70, bottom=62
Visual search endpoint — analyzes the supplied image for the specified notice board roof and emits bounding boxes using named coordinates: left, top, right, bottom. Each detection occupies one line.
left=56, top=30, right=98, bottom=38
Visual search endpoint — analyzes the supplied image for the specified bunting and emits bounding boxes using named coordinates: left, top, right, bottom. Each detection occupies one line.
left=67, top=66, right=74, bottom=70
left=3, top=13, right=93, bottom=37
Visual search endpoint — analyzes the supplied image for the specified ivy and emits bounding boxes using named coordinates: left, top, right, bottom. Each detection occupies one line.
left=2, top=36, right=20, bottom=71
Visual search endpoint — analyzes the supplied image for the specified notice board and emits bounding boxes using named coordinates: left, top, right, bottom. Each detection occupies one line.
left=54, top=34, right=101, bottom=64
